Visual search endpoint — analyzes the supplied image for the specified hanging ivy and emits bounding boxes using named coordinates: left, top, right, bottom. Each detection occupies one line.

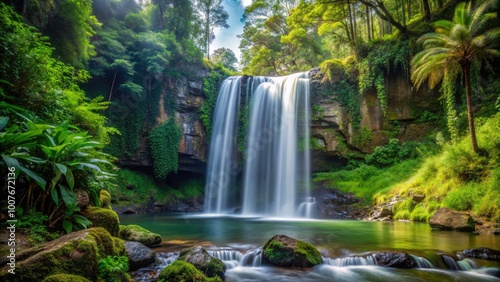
left=358, top=39, right=410, bottom=115
left=440, top=72, right=460, bottom=142
left=200, top=69, right=230, bottom=139
left=148, top=119, right=181, bottom=179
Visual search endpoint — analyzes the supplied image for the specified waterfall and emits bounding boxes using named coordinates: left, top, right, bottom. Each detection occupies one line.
left=204, top=73, right=312, bottom=217
left=208, top=248, right=262, bottom=269
left=242, top=72, right=311, bottom=217
left=204, top=77, right=242, bottom=214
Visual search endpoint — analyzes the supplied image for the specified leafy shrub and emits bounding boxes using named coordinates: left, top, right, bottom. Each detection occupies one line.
left=365, top=139, right=419, bottom=167
left=97, top=256, right=130, bottom=282
left=443, top=183, right=484, bottom=211
left=18, top=208, right=59, bottom=244
left=445, top=147, right=489, bottom=181
left=148, top=119, right=181, bottom=179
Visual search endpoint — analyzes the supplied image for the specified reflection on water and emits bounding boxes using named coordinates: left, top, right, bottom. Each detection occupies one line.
left=120, top=213, right=499, bottom=257
left=124, top=214, right=500, bottom=282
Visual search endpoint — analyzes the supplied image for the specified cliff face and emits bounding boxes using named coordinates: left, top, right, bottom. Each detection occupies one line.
left=309, top=67, right=439, bottom=172
left=119, top=67, right=209, bottom=174
left=121, top=66, right=439, bottom=175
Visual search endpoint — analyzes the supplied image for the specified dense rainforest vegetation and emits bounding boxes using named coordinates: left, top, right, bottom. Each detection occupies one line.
left=0, top=0, right=500, bottom=279
left=1, top=0, right=500, bottom=280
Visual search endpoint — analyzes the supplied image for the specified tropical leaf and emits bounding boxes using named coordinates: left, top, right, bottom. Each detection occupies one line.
left=51, top=187, right=60, bottom=206
left=0, top=116, right=8, bottom=131
left=19, top=166, right=47, bottom=189
left=59, top=185, right=76, bottom=207
left=1, top=154, right=20, bottom=178
left=62, top=220, right=73, bottom=234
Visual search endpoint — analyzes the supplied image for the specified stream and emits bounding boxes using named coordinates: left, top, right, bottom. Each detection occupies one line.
left=121, top=213, right=500, bottom=281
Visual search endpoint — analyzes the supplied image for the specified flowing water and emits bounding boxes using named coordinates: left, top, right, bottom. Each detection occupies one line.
left=205, top=73, right=312, bottom=217
left=122, top=214, right=500, bottom=281
left=204, top=77, right=242, bottom=213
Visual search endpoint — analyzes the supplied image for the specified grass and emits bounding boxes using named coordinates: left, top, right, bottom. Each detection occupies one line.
left=315, top=113, right=500, bottom=222
left=112, top=169, right=205, bottom=208
left=314, top=159, right=421, bottom=204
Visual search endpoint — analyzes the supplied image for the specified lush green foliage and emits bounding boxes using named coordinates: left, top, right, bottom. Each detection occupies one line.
left=0, top=3, right=117, bottom=145
left=376, top=113, right=500, bottom=221
left=200, top=69, right=230, bottom=138
left=97, top=256, right=130, bottom=282
left=148, top=119, right=181, bottom=179
left=315, top=159, right=421, bottom=204
left=411, top=0, right=500, bottom=152
left=358, top=39, right=410, bottom=115
left=365, top=139, right=419, bottom=167
left=17, top=208, right=59, bottom=244
left=0, top=112, right=116, bottom=232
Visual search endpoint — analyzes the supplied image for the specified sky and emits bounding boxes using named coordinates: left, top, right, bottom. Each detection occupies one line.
left=211, top=0, right=252, bottom=63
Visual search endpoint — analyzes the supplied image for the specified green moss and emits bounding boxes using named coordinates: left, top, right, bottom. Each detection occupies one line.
left=42, top=274, right=92, bottom=282
left=99, top=190, right=112, bottom=209
left=119, top=224, right=161, bottom=247
left=158, top=261, right=222, bottom=282
left=82, top=207, right=120, bottom=237
left=295, top=241, right=322, bottom=265
left=1, top=228, right=123, bottom=282
left=263, top=236, right=321, bottom=267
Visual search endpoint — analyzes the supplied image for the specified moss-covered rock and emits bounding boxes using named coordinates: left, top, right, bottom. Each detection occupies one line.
left=0, top=228, right=125, bottom=282
left=42, top=274, right=92, bottom=282
left=119, top=224, right=161, bottom=247
left=262, top=235, right=322, bottom=267
left=100, top=189, right=112, bottom=209
left=82, top=206, right=120, bottom=236
left=178, top=246, right=225, bottom=279
left=158, top=260, right=222, bottom=282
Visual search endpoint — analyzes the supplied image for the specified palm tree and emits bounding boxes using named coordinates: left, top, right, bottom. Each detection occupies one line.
left=411, top=0, right=500, bottom=153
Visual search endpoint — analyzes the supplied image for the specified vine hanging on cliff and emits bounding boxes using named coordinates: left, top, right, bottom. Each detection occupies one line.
left=148, top=119, right=181, bottom=179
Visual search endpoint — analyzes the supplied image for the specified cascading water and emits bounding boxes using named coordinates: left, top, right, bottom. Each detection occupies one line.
left=242, top=73, right=311, bottom=217
left=204, top=72, right=312, bottom=217
left=204, top=77, right=242, bottom=214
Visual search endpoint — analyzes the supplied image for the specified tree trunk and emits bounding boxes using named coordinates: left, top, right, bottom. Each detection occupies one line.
left=359, top=0, right=407, bottom=34
left=422, top=0, right=431, bottom=21
left=463, top=63, right=479, bottom=153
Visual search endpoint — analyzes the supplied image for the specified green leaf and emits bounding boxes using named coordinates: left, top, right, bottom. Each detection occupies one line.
left=51, top=188, right=60, bottom=206
left=59, top=185, right=76, bottom=206
left=62, top=220, right=73, bottom=234
left=55, top=163, right=67, bottom=175
left=88, top=189, right=100, bottom=206
left=72, top=214, right=91, bottom=229
left=0, top=116, right=8, bottom=131
left=20, top=166, right=47, bottom=189
left=66, top=168, right=75, bottom=190
left=1, top=154, right=20, bottom=179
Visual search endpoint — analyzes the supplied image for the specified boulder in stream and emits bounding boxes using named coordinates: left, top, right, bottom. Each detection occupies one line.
left=262, top=235, right=322, bottom=267
left=178, top=246, right=226, bottom=279
left=119, top=224, right=162, bottom=247
left=462, top=247, right=500, bottom=261
left=429, top=208, right=475, bottom=232
left=125, top=241, right=156, bottom=270
left=374, top=251, right=416, bottom=268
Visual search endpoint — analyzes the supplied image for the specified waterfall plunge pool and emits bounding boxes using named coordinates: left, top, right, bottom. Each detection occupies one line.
left=121, top=213, right=500, bottom=281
